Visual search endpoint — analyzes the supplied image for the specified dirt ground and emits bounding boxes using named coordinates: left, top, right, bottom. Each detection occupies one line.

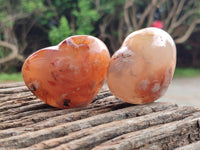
left=158, top=77, right=200, bottom=108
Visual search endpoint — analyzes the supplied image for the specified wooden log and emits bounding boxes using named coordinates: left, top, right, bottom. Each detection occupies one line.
left=0, top=81, right=25, bottom=89
left=0, top=102, right=177, bottom=147
left=0, top=82, right=200, bottom=150
left=92, top=112, right=200, bottom=150
left=175, top=141, right=200, bottom=150
left=0, top=96, right=121, bottom=122
left=25, top=106, right=199, bottom=150
left=0, top=90, right=115, bottom=119
left=0, top=97, right=123, bottom=130
left=0, top=86, right=29, bottom=95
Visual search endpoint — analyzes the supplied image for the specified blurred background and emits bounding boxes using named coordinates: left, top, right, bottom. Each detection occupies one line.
left=0, top=0, right=200, bottom=106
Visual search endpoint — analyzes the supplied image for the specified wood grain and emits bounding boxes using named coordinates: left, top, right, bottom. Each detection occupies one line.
left=0, top=82, right=199, bottom=150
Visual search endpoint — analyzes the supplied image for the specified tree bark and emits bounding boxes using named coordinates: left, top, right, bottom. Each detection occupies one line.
left=0, top=40, right=24, bottom=64
left=175, top=19, right=200, bottom=44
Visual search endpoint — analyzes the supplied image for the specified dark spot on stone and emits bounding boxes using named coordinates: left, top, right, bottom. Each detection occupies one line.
left=63, top=99, right=71, bottom=107
left=48, top=80, right=56, bottom=86
left=91, top=81, right=96, bottom=90
left=169, top=68, right=172, bottom=74
left=98, top=79, right=105, bottom=87
left=51, top=72, right=58, bottom=81
left=29, top=83, right=37, bottom=91
left=121, top=53, right=132, bottom=58
left=25, top=65, right=30, bottom=71
left=27, top=60, right=31, bottom=64
left=50, top=62, right=55, bottom=66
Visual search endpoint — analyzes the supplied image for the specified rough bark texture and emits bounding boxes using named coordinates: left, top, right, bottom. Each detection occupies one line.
left=0, top=82, right=200, bottom=150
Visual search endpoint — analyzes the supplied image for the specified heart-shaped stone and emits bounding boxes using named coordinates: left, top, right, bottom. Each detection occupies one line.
left=107, top=27, right=176, bottom=104
left=22, top=35, right=110, bottom=109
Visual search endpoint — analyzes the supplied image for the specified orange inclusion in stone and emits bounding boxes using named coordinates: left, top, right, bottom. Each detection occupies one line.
left=22, top=35, right=110, bottom=109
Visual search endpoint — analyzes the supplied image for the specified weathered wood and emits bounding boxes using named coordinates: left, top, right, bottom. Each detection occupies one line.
left=0, top=86, right=29, bottom=96
left=0, top=97, right=123, bottom=131
left=0, top=91, right=35, bottom=103
left=0, top=102, right=177, bottom=147
left=0, top=81, right=25, bottom=89
left=175, top=141, right=200, bottom=150
left=0, top=96, right=121, bottom=122
left=29, top=106, right=199, bottom=150
left=93, top=112, right=200, bottom=150
left=0, top=82, right=200, bottom=150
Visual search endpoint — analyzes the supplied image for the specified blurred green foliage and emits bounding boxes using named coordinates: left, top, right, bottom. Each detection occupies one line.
left=72, top=0, right=100, bottom=35
left=49, top=16, right=73, bottom=45
left=98, top=0, right=125, bottom=14
left=0, top=0, right=51, bottom=26
left=185, top=44, right=192, bottom=51
left=0, top=72, right=23, bottom=82
left=174, top=68, right=200, bottom=78
left=1, top=0, right=200, bottom=74
left=0, top=48, right=10, bottom=58
left=48, top=0, right=100, bottom=45
left=21, top=0, right=45, bottom=13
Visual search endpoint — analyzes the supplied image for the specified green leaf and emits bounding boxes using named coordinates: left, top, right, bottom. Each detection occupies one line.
left=48, top=16, right=73, bottom=45
left=185, top=44, right=192, bottom=51
left=72, top=0, right=100, bottom=35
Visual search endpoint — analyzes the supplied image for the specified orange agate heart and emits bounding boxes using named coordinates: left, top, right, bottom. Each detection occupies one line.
left=22, top=35, right=110, bottom=109
left=107, top=27, right=176, bottom=104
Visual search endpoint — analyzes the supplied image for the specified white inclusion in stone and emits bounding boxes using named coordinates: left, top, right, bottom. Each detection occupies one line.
left=61, top=93, right=68, bottom=99
left=137, top=79, right=150, bottom=90
left=94, top=59, right=100, bottom=64
left=115, top=46, right=135, bottom=57
left=43, top=45, right=59, bottom=50
left=66, top=38, right=79, bottom=48
left=69, top=64, right=74, bottom=70
left=152, top=34, right=166, bottom=48
left=152, top=83, right=160, bottom=93
left=69, top=64, right=79, bottom=71
left=130, top=67, right=137, bottom=77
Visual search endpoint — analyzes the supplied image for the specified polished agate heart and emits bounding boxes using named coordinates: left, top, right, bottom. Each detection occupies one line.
left=107, top=27, right=176, bottom=104
left=22, top=35, right=110, bottom=109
